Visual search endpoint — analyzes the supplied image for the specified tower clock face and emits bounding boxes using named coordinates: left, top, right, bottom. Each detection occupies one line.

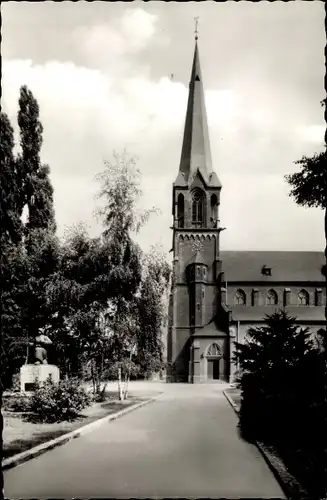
left=191, top=239, right=204, bottom=254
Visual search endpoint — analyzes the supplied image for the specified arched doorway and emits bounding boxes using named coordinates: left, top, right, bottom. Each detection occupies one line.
left=205, top=343, right=222, bottom=381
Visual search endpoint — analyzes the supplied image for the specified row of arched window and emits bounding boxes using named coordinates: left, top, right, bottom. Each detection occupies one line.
left=234, top=288, right=323, bottom=307
left=177, top=189, right=218, bottom=228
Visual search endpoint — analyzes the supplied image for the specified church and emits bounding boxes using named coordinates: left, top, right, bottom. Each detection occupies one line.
left=166, top=40, right=326, bottom=383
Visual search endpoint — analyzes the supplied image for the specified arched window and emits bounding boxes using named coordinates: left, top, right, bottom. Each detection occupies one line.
left=177, top=193, right=184, bottom=228
left=210, top=194, right=218, bottom=227
left=206, top=343, right=221, bottom=357
left=234, top=289, right=246, bottom=305
left=192, top=189, right=204, bottom=228
left=298, top=289, right=309, bottom=306
left=266, top=289, right=278, bottom=305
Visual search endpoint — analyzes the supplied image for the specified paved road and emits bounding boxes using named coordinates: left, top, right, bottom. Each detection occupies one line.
left=4, top=383, right=285, bottom=499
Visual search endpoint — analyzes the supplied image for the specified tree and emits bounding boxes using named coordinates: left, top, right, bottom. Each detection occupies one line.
left=95, top=151, right=158, bottom=398
left=233, top=310, right=326, bottom=497
left=45, top=220, right=141, bottom=400
left=1, top=88, right=58, bottom=390
left=0, top=112, right=24, bottom=255
left=17, top=85, right=56, bottom=234
left=45, top=224, right=114, bottom=383
left=233, top=310, right=314, bottom=442
left=285, top=100, right=326, bottom=322
left=136, top=246, right=171, bottom=378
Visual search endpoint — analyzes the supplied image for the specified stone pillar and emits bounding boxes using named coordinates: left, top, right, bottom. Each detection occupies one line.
left=229, top=326, right=237, bottom=383
left=192, top=340, right=201, bottom=383
left=220, top=287, right=227, bottom=306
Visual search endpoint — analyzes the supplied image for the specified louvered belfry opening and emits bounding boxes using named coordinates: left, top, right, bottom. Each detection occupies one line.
left=191, top=189, right=205, bottom=228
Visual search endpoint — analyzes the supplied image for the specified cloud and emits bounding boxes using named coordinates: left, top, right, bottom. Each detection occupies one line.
left=2, top=5, right=325, bottom=255
left=297, top=124, right=325, bottom=144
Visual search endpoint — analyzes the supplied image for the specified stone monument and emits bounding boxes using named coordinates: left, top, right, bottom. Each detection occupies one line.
left=20, top=332, right=60, bottom=392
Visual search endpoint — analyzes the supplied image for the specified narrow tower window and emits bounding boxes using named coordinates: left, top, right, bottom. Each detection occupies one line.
left=210, top=194, right=218, bottom=227
left=177, top=193, right=184, bottom=228
left=192, top=190, right=204, bottom=228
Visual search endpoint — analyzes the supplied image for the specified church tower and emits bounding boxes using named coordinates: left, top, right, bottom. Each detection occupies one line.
left=167, top=39, right=231, bottom=383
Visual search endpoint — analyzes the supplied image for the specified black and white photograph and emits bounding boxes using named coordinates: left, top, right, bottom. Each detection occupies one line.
left=1, top=1, right=326, bottom=499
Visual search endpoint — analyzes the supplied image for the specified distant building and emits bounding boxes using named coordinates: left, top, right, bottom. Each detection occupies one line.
left=167, top=41, right=326, bottom=383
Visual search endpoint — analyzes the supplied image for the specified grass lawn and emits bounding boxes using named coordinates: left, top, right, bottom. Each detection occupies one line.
left=3, top=390, right=157, bottom=460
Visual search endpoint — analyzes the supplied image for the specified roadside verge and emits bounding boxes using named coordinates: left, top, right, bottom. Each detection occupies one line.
left=2, top=393, right=163, bottom=471
left=223, top=389, right=309, bottom=500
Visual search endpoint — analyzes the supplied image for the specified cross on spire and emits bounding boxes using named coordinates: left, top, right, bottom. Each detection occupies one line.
left=194, top=16, right=199, bottom=41
left=174, top=26, right=222, bottom=189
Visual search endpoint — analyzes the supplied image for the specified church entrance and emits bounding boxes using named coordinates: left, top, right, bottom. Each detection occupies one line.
left=207, top=359, right=220, bottom=380
left=205, top=342, right=223, bottom=382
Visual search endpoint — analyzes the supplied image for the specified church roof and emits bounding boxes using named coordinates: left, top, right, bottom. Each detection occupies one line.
left=220, top=251, right=325, bottom=282
left=193, top=322, right=228, bottom=337
left=174, top=42, right=222, bottom=188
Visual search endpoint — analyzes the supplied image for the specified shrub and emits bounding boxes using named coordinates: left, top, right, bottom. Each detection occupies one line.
left=28, top=376, right=92, bottom=423
left=2, top=393, right=32, bottom=412
left=11, top=373, right=21, bottom=392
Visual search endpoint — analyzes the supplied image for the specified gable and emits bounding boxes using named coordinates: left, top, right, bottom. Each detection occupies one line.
left=189, top=168, right=208, bottom=189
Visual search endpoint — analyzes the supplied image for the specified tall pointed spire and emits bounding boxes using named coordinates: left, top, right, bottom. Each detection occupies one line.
left=175, top=39, right=221, bottom=188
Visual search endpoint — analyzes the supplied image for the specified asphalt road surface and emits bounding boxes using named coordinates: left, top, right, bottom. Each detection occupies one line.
left=4, top=382, right=285, bottom=499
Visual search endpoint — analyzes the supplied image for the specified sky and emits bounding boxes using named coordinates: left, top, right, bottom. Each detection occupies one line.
left=2, top=1, right=325, bottom=257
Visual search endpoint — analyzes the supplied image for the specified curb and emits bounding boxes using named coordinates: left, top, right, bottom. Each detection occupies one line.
left=223, top=390, right=239, bottom=414
left=2, top=393, right=163, bottom=471
left=223, top=390, right=309, bottom=500
left=256, top=441, right=310, bottom=500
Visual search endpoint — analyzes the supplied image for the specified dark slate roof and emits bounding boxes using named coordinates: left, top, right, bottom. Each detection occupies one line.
left=174, top=42, right=221, bottom=188
left=230, top=305, right=325, bottom=322
left=193, top=322, right=228, bottom=337
left=220, top=251, right=325, bottom=282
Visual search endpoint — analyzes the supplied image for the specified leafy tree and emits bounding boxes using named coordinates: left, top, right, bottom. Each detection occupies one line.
left=234, top=310, right=326, bottom=497
left=0, top=112, right=24, bottom=255
left=285, top=99, right=326, bottom=321
left=285, top=102, right=327, bottom=496
left=17, top=85, right=56, bottom=234
left=233, top=310, right=314, bottom=442
left=1, top=87, right=58, bottom=389
left=136, top=246, right=171, bottom=378
left=45, top=224, right=114, bottom=383
left=95, top=151, right=159, bottom=398
left=45, top=219, right=141, bottom=400
left=0, top=111, right=23, bottom=390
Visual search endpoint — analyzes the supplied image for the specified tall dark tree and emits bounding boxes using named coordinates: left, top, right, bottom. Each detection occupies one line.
left=0, top=111, right=25, bottom=389
left=1, top=87, right=59, bottom=390
left=234, top=310, right=326, bottom=497
left=18, top=85, right=56, bottom=234
left=234, top=311, right=314, bottom=441
left=0, top=112, right=24, bottom=256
